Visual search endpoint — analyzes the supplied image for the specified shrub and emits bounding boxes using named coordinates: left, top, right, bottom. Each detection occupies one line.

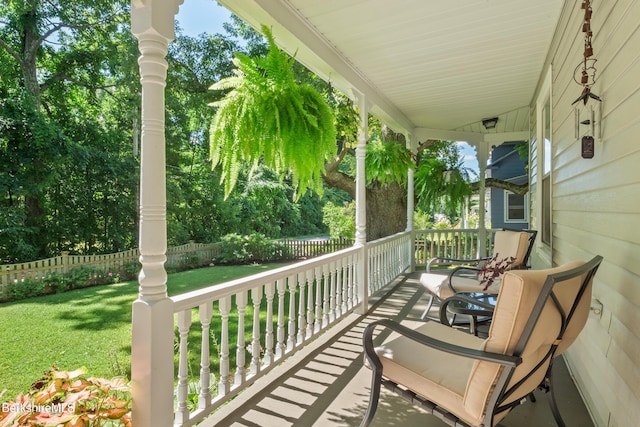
left=176, top=252, right=205, bottom=272
left=322, top=201, right=355, bottom=239
left=64, top=266, right=95, bottom=289
left=42, top=272, right=68, bottom=294
left=115, top=262, right=139, bottom=282
left=213, top=233, right=290, bottom=265
left=7, top=277, right=43, bottom=301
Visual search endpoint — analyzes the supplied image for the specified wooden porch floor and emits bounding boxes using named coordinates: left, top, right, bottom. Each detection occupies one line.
left=199, top=272, right=595, bottom=427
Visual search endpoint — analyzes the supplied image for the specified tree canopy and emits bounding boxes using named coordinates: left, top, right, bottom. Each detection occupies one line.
left=0, top=6, right=527, bottom=262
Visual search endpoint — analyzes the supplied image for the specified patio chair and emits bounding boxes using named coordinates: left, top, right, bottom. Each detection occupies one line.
left=360, top=255, right=602, bottom=427
left=419, top=229, right=537, bottom=320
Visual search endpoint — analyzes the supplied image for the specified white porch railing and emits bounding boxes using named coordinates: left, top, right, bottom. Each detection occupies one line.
left=413, top=228, right=497, bottom=268
left=368, top=231, right=413, bottom=294
left=170, top=244, right=364, bottom=426
left=149, top=229, right=488, bottom=426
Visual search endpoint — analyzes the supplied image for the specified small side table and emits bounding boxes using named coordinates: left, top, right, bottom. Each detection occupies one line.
left=439, top=292, right=498, bottom=335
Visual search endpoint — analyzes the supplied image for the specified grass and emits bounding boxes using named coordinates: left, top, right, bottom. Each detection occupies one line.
left=0, top=262, right=286, bottom=400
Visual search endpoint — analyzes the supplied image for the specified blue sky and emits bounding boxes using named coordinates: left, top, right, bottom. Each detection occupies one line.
left=176, top=0, right=231, bottom=37
left=175, top=2, right=480, bottom=175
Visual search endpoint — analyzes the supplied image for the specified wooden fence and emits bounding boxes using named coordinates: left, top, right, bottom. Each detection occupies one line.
left=0, top=238, right=354, bottom=300
left=278, top=237, right=354, bottom=259
left=0, top=242, right=220, bottom=298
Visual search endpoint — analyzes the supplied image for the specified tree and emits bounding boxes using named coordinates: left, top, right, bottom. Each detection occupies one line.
left=0, top=0, right=136, bottom=260
left=414, top=140, right=474, bottom=221
left=323, top=119, right=413, bottom=240
left=164, top=30, right=243, bottom=244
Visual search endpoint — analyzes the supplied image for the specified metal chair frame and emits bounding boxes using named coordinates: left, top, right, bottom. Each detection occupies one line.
left=361, top=255, right=603, bottom=427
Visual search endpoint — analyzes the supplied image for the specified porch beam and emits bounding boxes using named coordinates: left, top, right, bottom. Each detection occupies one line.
left=414, top=127, right=484, bottom=144
left=484, top=131, right=530, bottom=144
left=130, top=1, right=183, bottom=426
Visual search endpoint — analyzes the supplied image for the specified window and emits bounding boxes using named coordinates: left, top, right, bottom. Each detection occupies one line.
left=505, top=191, right=527, bottom=222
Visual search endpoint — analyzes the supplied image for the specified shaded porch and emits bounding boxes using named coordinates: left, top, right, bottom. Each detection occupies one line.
left=199, top=271, right=594, bottom=427
left=127, top=1, right=632, bottom=425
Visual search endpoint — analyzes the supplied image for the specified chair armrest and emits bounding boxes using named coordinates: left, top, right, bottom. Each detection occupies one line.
left=427, top=256, right=488, bottom=272
left=363, top=319, right=522, bottom=372
left=447, top=266, right=481, bottom=293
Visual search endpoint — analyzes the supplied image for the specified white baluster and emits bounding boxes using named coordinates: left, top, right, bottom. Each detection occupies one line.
left=175, top=310, right=192, bottom=424
left=264, top=282, right=275, bottom=365
left=235, top=291, right=247, bottom=386
left=250, top=286, right=262, bottom=376
left=218, top=296, right=231, bottom=397
left=297, top=273, right=306, bottom=344
left=322, top=264, right=330, bottom=327
left=329, top=261, right=337, bottom=323
left=198, top=302, right=212, bottom=409
left=305, top=269, right=315, bottom=338
left=276, top=279, right=286, bottom=358
left=310, top=268, right=319, bottom=335
left=287, top=275, right=297, bottom=351
left=346, top=255, right=354, bottom=309
left=311, top=267, right=322, bottom=334
left=340, top=258, right=348, bottom=315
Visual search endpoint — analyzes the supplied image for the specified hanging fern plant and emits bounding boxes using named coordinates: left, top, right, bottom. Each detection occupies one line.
left=414, top=158, right=472, bottom=217
left=209, top=25, right=336, bottom=199
left=365, top=138, right=414, bottom=186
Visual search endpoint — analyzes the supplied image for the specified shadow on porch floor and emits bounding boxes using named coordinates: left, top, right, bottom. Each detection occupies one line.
left=200, top=272, right=595, bottom=427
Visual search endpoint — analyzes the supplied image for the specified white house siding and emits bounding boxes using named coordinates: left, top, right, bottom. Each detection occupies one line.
left=530, top=1, right=640, bottom=426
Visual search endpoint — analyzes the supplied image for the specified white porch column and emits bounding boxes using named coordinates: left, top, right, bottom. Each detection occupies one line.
left=475, top=139, right=491, bottom=256
left=352, top=89, right=370, bottom=314
left=131, top=1, right=183, bottom=426
left=405, top=132, right=416, bottom=272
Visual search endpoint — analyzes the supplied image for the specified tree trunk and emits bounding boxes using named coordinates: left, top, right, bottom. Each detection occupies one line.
left=324, top=153, right=408, bottom=240
left=366, top=183, right=407, bottom=241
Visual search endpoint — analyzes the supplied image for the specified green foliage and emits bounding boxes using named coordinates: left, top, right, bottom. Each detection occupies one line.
left=413, top=210, right=434, bottom=229
left=42, top=273, right=68, bottom=294
left=415, top=141, right=473, bottom=219
left=365, top=137, right=414, bottom=186
left=6, top=277, right=44, bottom=301
left=176, top=252, right=207, bottom=272
left=322, top=201, right=356, bottom=239
left=209, top=25, right=336, bottom=200
left=213, top=233, right=291, bottom=264
left=2, top=263, right=141, bottom=302
left=0, top=1, right=136, bottom=260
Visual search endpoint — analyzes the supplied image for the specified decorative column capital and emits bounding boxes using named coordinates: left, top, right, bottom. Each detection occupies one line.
left=131, top=0, right=184, bottom=41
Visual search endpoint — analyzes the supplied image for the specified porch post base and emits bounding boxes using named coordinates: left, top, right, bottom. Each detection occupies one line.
left=131, top=298, right=175, bottom=427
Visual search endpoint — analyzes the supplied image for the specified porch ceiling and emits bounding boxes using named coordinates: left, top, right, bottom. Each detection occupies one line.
left=217, top=0, right=563, bottom=138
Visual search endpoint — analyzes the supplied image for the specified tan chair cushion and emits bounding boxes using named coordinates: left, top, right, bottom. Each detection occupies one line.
left=372, top=321, right=485, bottom=425
left=420, top=273, right=500, bottom=300
left=463, top=261, right=587, bottom=420
left=419, top=231, right=530, bottom=300
left=492, top=231, right=530, bottom=268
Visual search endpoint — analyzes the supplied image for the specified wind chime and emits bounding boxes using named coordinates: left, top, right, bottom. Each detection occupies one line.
left=572, top=0, right=601, bottom=158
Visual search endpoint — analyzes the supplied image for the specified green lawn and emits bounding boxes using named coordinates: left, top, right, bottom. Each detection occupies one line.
left=0, top=263, right=285, bottom=400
